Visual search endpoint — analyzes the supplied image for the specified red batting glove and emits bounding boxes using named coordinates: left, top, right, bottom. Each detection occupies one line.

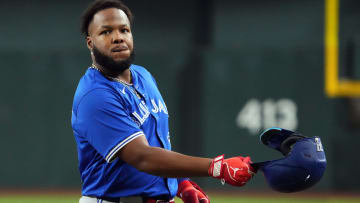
left=177, top=180, right=210, bottom=203
left=208, top=155, right=255, bottom=187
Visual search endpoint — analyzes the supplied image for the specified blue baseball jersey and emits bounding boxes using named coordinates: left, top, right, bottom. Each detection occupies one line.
left=71, top=65, right=177, bottom=199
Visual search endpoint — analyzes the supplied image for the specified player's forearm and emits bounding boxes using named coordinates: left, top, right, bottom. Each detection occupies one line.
left=118, top=135, right=212, bottom=177
left=135, top=146, right=212, bottom=177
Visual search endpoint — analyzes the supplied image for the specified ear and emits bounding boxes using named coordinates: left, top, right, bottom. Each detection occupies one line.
left=86, top=36, right=93, bottom=51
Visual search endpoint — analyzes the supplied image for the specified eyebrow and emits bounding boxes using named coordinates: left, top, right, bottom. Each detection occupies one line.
left=100, top=24, right=128, bottom=29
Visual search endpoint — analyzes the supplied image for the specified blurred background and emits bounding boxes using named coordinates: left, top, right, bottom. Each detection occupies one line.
left=1, top=0, right=360, bottom=201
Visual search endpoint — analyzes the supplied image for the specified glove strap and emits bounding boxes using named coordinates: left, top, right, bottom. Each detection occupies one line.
left=208, top=154, right=224, bottom=178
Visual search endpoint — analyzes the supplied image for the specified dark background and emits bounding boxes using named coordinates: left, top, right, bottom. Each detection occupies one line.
left=1, top=0, right=360, bottom=193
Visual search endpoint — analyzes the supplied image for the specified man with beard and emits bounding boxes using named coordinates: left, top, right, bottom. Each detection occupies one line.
left=71, top=0, right=255, bottom=203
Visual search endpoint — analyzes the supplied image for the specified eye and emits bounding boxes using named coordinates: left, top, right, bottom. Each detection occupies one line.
left=100, top=30, right=111, bottom=35
left=121, top=28, right=130, bottom=33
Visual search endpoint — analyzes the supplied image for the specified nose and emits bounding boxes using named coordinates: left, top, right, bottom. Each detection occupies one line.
left=112, top=30, right=123, bottom=44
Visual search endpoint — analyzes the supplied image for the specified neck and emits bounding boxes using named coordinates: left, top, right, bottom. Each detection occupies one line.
left=117, top=68, right=132, bottom=84
left=92, top=62, right=132, bottom=84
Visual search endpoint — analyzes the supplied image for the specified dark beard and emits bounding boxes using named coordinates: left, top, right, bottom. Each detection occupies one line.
left=93, top=45, right=135, bottom=78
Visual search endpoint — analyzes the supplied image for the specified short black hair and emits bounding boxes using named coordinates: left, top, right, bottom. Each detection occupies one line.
left=81, top=0, right=134, bottom=37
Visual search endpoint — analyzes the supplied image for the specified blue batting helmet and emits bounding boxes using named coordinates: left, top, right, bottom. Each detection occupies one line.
left=252, top=128, right=327, bottom=193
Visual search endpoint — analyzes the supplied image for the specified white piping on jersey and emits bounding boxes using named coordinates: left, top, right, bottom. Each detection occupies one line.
left=105, top=131, right=144, bottom=163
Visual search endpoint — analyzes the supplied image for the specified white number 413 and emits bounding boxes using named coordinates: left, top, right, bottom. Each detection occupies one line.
left=236, top=98, right=298, bottom=135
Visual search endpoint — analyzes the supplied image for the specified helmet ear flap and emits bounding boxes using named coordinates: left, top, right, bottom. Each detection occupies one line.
left=260, top=128, right=307, bottom=156
left=279, top=134, right=306, bottom=156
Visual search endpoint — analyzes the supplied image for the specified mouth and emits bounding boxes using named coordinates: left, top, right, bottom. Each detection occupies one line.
left=111, top=46, right=128, bottom=53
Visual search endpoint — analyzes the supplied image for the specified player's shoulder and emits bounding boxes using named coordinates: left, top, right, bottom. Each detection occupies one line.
left=78, top=67, right=115, bottom=91
left=73, top=68, right=117, bottom=109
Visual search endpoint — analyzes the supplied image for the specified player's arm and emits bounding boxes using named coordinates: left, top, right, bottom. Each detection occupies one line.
left=117, top=135, right=255, bottom=186
left=118, top=135, right=211, bottom=177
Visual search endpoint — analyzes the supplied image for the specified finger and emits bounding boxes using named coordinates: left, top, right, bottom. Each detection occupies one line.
left=182, top=190, right=199, bottom=203
left=199, top=198, right=209, bottom=203
left=196, top=188, right=209, bottom=203
left=242, top=156, right=252, bottom=163
left=244, top=162, right=256, bottom=175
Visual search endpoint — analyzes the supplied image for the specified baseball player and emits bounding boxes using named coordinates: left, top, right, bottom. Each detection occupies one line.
left=71, top=0, right=256, bottom=203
